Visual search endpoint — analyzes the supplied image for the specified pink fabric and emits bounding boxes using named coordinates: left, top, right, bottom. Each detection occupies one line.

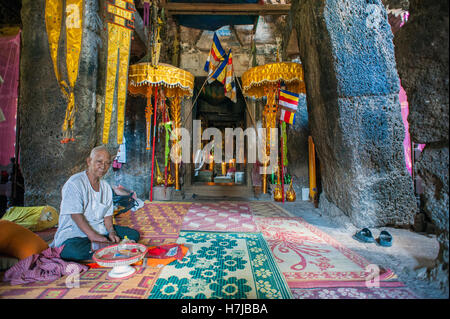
left=398, top=17, right=425, bottom=175
left=400, top=85, right=425, bottom=175
left=400, top=85, right=413, bottom=175
left=0, top=32, right=21, bottom=166
left=3, top=246, right=88, bottom=286
left=112, top=159, right=122, bottom=169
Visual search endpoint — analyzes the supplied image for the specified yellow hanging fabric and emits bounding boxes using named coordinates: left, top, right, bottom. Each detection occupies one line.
left=103, top=23, right=120, bottom=145
left=45, top=0, right=63, bottom=89
left=116, top=27, right=132, bottom=144
left=45, top=0, right=83, bottom=143
left=62, top=0, right=83, bottom=140
left=102, top=0, right=135, bottom=145
left=308, top=136, right=317, bottom=201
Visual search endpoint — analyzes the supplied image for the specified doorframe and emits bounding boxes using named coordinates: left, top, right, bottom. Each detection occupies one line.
left=181, top=80, right=256, bottom=196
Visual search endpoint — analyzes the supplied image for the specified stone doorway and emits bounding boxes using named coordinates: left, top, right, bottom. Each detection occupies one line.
left=183, top=77, right=254, bottom=199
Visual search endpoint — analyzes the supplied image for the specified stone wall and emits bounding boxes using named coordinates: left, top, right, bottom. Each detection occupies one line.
left=394, top=0, right=449, bottom=294
left=19, top=0, right=101, bottom=208
left=291, top=0, right=417, bottom=227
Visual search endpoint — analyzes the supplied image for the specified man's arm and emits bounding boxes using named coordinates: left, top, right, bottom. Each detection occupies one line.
left=71, top=214, right=110, bottom=242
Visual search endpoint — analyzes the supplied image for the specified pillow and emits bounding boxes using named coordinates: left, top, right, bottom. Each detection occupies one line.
left=1, top=206, right=59, bottom=231
left=0, top=220, right=49, bottom=260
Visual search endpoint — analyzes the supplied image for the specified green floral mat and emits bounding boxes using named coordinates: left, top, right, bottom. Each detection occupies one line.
left=148, top=231, right=292, bottom=299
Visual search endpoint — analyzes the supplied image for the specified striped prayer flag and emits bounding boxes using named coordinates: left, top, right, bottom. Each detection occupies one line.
left=204, top=32, right=227, bottom=81
left=280, top=108, right=296, bottom=125
left=225, top=50, right=237, bottom=103
left=210, top=52, right=228, bottom=84
left=279, top=89, right=300, bottom=112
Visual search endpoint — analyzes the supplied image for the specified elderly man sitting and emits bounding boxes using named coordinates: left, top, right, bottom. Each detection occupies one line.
left=50, top=145, right=140, bottom=261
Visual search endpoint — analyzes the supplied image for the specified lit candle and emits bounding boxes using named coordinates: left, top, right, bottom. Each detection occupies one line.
left=209, top=155, right=214, bottom=171
left=221, top=162, right=226, bottom=175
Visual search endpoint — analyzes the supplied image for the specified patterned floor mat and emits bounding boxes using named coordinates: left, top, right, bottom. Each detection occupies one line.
left=248, top=201, right=294, bottom=217
left=0, top=201, right=415, bottom=300
left=291, top=286, right=418, bottom=299
left=148, top=231, right=292, bottom=299
left=0, top=266, right=161, bottom=299
left=114, top=202, right=192, bottom=244
left=254, top=216, right=397, bottom=288
left=181, top=202, right=258, bottom=232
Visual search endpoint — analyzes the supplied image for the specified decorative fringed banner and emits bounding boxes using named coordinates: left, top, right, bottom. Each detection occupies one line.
left=128, top=62, right=194, bottom=194
left=241, top=62, right=306, bottom=195
left=45, top=0, right=83, bottom=143
left=102, top=0, right=136, bottom=145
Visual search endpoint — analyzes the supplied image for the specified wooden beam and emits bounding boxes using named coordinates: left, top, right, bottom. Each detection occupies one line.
left=162, top=3, right=291, bottom=16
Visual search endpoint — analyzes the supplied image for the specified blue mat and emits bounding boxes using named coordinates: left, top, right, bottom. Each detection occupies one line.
left=148, top=231, right=292, bottom=299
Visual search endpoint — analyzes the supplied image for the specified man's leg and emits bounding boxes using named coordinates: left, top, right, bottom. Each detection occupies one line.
left=60, top=237, right=94, bottom=261
left=112, top=225, right=140, bottom=242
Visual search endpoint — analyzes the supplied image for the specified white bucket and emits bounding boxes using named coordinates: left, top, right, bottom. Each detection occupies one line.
left=301, top=188, right=309, bottom=201
left=235, top=172, right=245, bottom=184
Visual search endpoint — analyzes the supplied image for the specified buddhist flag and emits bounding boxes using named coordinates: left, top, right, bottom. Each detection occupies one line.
left=279, top=89, right=300, bottom=112
left=225, top=50, right=237, bottom=103
left=280, top=108, right=296, bottom=125
left=210, top=52, right=229, bottom=84
left=204, top=32, right=227, bottom=82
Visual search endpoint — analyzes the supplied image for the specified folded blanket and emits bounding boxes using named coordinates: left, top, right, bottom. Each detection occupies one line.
left=3, top=246, right=88, bottom=285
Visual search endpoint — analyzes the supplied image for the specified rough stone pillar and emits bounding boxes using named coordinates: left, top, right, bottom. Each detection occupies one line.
left=394, top=0, right=449, bottom=293
left=291, top=0, right=417, bottom=227
left=19, top=0, right=101, bottom=208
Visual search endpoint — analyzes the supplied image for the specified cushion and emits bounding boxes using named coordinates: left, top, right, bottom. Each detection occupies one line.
left=0, top=220, right=49, bottom=260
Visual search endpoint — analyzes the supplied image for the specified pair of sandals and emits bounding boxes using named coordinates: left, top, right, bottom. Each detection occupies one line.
left=353, top=228, right=393, bottom=247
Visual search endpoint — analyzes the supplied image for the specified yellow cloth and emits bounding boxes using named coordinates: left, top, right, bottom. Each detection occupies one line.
left=63, top=0, right=83, bottom=133
left=45, top=0, right=63, bottom=87
left=45, top=0, right=83, bottom=137
left=1, top=206, right=59, bottom=232
left=102, top=21, right=133, bottom=145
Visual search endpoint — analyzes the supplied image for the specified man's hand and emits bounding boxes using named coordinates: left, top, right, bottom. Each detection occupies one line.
left=104, top=215, right=120, bottom=243
left=108, top=231, right=120, bottom=243
left=89, top=232, right=110, bottom=243
left=71, top=213, right=110, bottom=243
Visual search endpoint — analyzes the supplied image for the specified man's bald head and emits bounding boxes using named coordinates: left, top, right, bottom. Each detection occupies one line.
left=89, top=145, right=111, bottom=159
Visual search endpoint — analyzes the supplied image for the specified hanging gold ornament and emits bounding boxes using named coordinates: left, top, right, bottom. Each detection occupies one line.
left=155, top=158, right=164, bottom=186
left=167, top=163, right=175, bottom=186
left=273, top=164, right=283, bottom=202
left=286, top=177, right=296, bottom=202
